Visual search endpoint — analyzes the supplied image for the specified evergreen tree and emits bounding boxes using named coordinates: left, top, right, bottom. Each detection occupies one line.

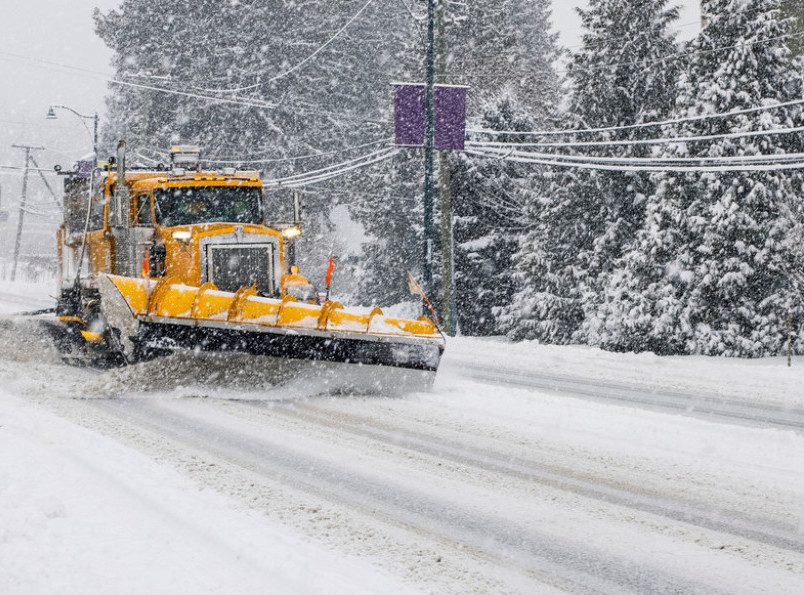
left=450, top=94, right=538, bottom=335
left=348, top=152, right=424, bottom=307
left=496, top=164, right=588, bottom=342
left=780, top=0, right=804, bottom=56
left=503, top=0, right=681, bottom=344
left=444, top=0, right=561, bottom=112
left=630, top=0, right=804, bottom=356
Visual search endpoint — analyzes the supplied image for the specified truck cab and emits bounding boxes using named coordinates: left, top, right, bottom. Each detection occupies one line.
left=57, top=144, right=313, bottom=309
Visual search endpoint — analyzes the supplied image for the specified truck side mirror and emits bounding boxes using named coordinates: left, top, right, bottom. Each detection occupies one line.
left=149, top=244, right=167, bottom=277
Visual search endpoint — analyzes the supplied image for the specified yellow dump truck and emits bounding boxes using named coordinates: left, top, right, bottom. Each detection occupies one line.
left=52, top=143, right=444, bottom=391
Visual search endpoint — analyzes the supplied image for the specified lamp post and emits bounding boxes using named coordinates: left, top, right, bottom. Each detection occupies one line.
left=46, top=105, right=98, bottom=163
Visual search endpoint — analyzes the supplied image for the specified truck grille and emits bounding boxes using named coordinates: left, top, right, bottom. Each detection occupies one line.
left=206, top=244, right=274, bottom=295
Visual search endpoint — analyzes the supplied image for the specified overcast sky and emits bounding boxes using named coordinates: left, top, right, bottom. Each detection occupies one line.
left=0, top=1, right=701, bottom=211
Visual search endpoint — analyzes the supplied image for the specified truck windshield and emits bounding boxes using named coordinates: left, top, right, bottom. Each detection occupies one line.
left=154, top=186, right=262, bottom=226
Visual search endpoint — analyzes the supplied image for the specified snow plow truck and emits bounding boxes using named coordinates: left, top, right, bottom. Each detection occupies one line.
left=49, top=142, right=444, bottom=392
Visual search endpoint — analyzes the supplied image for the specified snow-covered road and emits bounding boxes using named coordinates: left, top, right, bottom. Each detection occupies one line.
left=1, top=280, right=802, bottom=594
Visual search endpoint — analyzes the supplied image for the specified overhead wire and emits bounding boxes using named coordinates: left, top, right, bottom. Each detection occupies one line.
left=469, top=143, right=804, bottom=165
left=0, top=165, right=53, bottom=172
left=467, top=97, right=804, bottom=138
left=466, top=125, right=804, bottom=149
left=263, top=148, right=399, bottom=188
left=206, top=137, right=394, bottom=164
left=265, top=148, right=398, bottom=183
left=108, top=78, right=282, bottom=110
left=466, top=147, right=804, bottom=173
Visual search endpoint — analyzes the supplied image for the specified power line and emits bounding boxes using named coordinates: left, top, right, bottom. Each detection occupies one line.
left=0, top=51, right=283, bottom=112
left=265, top=147, right=397, bottom=184
left=0, top=165, right=53, bottom=172
left=467, top=147, right=804, bottom=173
left=108, top=78, right=282, bottom=110
left=206, top=137, right=394, bottom=164
left=263, top=148, right=398, bottom=188
left=472, top=145, right=804, bottom=165
left=468, top=97, right=804, bottom=138
left=0, top=49, right=109, bottom=79
left=29, top=154, right=60, bottom=208
left=276, top=151, right=397, bottom=188
left=467, top=125, right=804, bottom=149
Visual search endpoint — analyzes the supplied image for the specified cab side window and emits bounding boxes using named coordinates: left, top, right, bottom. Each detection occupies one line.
left=135, top=193, right=152, bottom=226
left=88, top=193, right=106, bottom=231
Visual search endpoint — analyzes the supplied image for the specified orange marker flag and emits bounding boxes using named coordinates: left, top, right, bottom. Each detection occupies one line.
left=326, top=256, right=335, bottom=288
left=407, top=271, right=425, bottom=297
left=325, top=256, right=335, bottom=301
left=407, top=271, right=440, bottom=326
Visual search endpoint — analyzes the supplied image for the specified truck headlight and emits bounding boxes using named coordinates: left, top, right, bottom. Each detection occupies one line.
left=172, top=231, right=192, bottom=242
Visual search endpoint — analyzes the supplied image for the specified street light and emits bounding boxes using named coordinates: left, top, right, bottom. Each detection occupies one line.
left=46, top=105, right=99, bottom=163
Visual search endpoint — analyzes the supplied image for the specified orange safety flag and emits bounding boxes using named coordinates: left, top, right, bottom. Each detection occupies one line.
left=407, top=271, right=440, bottom=326
left=326, top=256, right=335, bottom=287
left=407, top=271, right=425, bottom=297
left=141, top=250, right=150, bottom=278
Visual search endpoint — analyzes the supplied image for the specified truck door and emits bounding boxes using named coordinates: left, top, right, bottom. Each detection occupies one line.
left=84, top=184, right=112, bottom=276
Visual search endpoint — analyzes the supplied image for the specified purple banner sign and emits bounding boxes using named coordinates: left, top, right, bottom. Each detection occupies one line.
left=434, top=86, right=467, bottom=151
left=75, top=160, right=94, bottom=179
left=394, top=84, right=468, bottom=151
left=394, top=84, right=426, bottom=147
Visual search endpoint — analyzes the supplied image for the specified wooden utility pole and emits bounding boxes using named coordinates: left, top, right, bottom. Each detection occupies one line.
left=10, top=144, right=45, bottom=281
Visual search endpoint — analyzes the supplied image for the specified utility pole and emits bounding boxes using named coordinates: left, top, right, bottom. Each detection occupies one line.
left=422, top=0, right=436, bottom=303
left=30, top=155, right=61, bottom=208
left=10, top=144, right=45, bottom=281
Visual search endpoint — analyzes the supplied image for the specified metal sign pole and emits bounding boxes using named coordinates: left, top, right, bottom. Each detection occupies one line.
left=423, top=0, right=436, bottom=302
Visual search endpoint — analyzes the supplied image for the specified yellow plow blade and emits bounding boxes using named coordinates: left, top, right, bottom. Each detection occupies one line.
left=97, top=275, right=444, bottom=384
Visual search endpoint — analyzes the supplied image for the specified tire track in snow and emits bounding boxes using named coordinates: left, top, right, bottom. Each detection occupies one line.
left=448, top=363, right=804, bottom=433
left=91, top=396, right=731, bottom=595
left=258, top=400, right=804, bottom=555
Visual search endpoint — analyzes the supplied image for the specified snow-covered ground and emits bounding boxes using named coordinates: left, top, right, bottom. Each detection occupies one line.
left=1, top=280, right=802, bottom=594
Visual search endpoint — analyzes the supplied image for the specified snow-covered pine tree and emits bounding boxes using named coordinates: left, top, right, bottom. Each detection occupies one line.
left=436, top=0, right=561, bottom=335
left=449, top=94, right=540, bottom=335
left=634, top=0, right=804, bottom=356
left=503, top=0, right=681, bottom=345
left=573, top=0, right=682, bottom=349
left=444, top=0, right=560, bottom=113
left=780, top=0, right=804, bottom=56
left=348, top=152, right=424, bottom=307
left=95, top=0, right=284, bottom=160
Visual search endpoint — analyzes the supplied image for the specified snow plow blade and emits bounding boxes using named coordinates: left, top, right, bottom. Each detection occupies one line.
left=97, top=275, right=445, bottom=392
